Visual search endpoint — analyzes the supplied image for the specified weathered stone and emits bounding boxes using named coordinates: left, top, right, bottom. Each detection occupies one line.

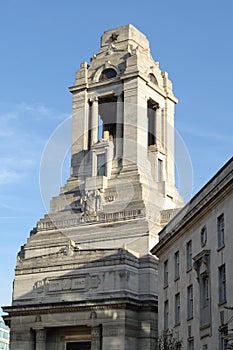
left=3, top=24, right=183, bottom=350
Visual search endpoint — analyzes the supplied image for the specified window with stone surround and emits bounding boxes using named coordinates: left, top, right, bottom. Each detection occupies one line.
left=164, top=300, right=169, bottom=330
left=200, top=273, right=210, bottom=326
left=219, top=325, right=228, bottom=350
left=188, top=339, right=194, bottom=350
left=99, top=68, right=117, bottom=81
left=175, top=293, right=180, bottom=326
left=164, top=259, right=168, bottom=287
left=174, top=251, right=180, bottom=280
left=186, top=240, right=192, bottom=271
left=217, top=213, right=225, bottom=249
left=193, top=250, right=211, bottom=328
left=157, top=159, right=163, bottom=182
left=148, top=73, right=158, bottom=85
left=97, top=153, right=106, bottom=176
left=187, top=285, right=193, bottom=319
left=147, top=99, right=156, bottom=146
left=219, top=264, right=226, bottom=304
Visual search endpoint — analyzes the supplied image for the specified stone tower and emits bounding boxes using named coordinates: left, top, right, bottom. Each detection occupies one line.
left=3, top=25, right=183, bottom=350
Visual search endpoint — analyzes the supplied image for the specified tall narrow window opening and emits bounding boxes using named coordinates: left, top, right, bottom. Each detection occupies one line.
left=175, top=293, right=180, bottom=325
left=200, top=274, right=210, bottom=326
left=174, top=251, right=180, bottom=280
left=98, top=115, right=103, bottom=140
left=164, top=300, right=169, bottom=330
left=188, top=339, right=194, bottom=350
left=187, top=285, right=193, bottom=319
left=98, top=96, right=117, bottom=148
left=97, top=154, right=106, bottom=176
left=157, top=159, right=163, bottom=182
left=164, top=260, right=168, bottom=287
left=217, top=213, right=225, bottom=249
left=219, top=264, right=226, bottom=304
left=186, top=240, right=192, bottom=271
left=147, top=99, right=156, bottom=146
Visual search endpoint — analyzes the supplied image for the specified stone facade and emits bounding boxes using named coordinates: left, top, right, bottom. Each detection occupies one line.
left=152, top=157, right=233, bottom=349
left=3, top=25, right=183, bottom=350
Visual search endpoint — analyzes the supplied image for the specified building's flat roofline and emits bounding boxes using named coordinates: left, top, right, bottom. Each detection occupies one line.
left=151, top=157, right=233, bottom=255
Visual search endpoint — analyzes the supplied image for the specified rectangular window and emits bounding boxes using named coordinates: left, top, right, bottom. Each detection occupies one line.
left=175, top=293, right=180, bottom=325
left=164, top=300, right=169, bottom=330
left=219, top=326, right=228, bottom=350
left=157, top=159, right=163, bottom=182
left=217, top=213, right=225, bottom=249
left=200, top=275, right=210, bottom=326
left=188, top=339, right=194, bottom=350
left=187, top=285, right=193, bottom=319
left=186, top=240, right=192, bottom=270
left=147, top=105, right=155, bottom=146
left=219, top=264, right=226, bottom=304
left=174, top=251, right=180, bottom=280
left=97, top=153, right=106, bottom=176
left=164, top=260, right=168, bottom=287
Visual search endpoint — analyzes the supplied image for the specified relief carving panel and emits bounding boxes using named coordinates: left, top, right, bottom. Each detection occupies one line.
left=34, top=274, right=100, bottom=294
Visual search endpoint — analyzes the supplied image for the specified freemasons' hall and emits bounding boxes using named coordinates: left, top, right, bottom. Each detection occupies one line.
left=3, top=24, right=183, bottom=350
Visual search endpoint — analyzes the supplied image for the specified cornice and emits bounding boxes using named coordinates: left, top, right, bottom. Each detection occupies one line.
left=152, top=160, right=233, bottom=256
left=3, top=297, right=158, bottom=317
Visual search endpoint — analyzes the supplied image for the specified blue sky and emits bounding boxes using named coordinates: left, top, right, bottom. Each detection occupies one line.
left=1, top=0, right=233, bottom=310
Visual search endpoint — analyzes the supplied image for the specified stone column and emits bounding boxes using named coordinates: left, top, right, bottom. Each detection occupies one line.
left=91, top=97, right=99, bottom=145
left=115, top=93, right=123, bottom=161
left=91, top=326, right=102, bottom=350
left=35, top=328, right=46, bottom=350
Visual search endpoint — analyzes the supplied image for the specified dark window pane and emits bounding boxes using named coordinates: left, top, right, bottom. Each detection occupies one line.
left=99, top=68, right=117, bottom=81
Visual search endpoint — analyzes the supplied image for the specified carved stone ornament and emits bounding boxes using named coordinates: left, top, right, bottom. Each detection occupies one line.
left=36, top=329, right=46, bottom=342
left=91, top=326, right=101, bottom=338
left=193, top=249, right=210, bottom=282
left=111, top=33, right=119, bottom=42
left=103, top=326, right=124, bottom=337
left=34, top=274, right=101, bottom=294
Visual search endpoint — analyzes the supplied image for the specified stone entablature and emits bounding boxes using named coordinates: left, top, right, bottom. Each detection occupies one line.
left=13, top=248, right=157, bottom=306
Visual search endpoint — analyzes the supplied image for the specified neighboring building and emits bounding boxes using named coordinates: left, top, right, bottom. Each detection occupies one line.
left=3, top=25, right=182, bottom=349
left=0, top=316, right=10, bottom=350
left=152, top=157, right=233, bottom=349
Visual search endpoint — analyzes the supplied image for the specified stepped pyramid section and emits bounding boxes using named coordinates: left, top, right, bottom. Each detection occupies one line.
left=4, top=25, right=183, bottom=350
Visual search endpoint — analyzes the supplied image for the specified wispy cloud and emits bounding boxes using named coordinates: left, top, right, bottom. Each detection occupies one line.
left=0, top=101, right=68, bottom=189
left=18, top=102, right=69, bottom=121
left=0, top=157, right=35, bottom=168
left=0, top=112, right=17, bottom=123
left=0, top=170, right=23, bottom=185
left=180, top=126, right=232, bottom=143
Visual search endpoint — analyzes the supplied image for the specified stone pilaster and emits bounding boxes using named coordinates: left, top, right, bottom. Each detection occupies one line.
left=35, top=328, right=46, bottom=350
left=91, top=325, right=102, bottom=350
